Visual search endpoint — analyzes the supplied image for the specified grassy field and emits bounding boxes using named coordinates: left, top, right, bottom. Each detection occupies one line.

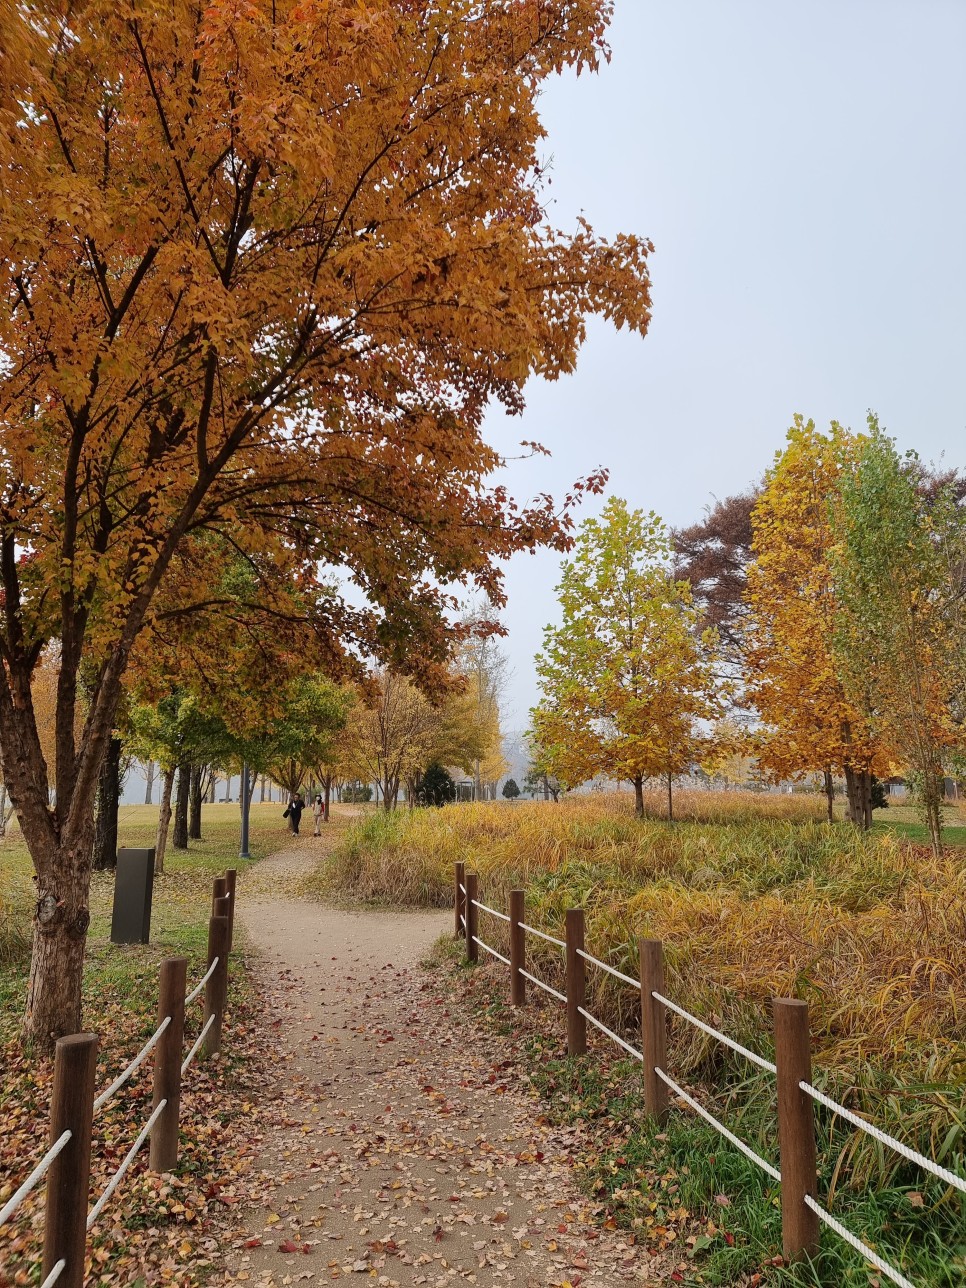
left=314, top=791, right=966, bottom=1286
left=0, top=802, right=292, bottom=1286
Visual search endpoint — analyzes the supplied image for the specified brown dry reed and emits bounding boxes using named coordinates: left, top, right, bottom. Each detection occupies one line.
left=315, top=791, right=966, bottom=1191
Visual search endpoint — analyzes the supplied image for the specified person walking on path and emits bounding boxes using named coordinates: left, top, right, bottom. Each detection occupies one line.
left=284, top=793, right=305, bottom=835
left=311, top=793, right=325, bottom=835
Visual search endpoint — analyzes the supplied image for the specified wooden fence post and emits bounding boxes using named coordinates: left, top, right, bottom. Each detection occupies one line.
left=639, top=938, right=668, bottom=1122
left=203, top=914, right=230, bottom=1057
left=224, top=869, right=237, bottom=951
left=42, top=1033, right=98, bottom=1288
left=509, top=889, right=526, bottom=1006
left=150, top=956, right=187, bottom=1172
left=773, top=998, right=819, bottom=1261
left=565, top=908, right=586, bottom=1056
left=211, top=875, right=227, bottom=917
left=454, top=861, right=465, bottom=939
left=465, top=872, right=479, bottom=962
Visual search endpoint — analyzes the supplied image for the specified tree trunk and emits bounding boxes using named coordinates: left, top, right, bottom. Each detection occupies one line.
left=208, top=773, right=218, bottom=804
left=188, top=764, right=203, bottom=840
left=862, top=772, right=873, bottom=830
left=823, top=768, right=834, bottom=824
left=155, top=766, right=176, bottom=876
left=633, top=775, right=644, bottom=818
left=323, top=776, right=331, bottom=823
left=259, top=774, right=267, bottom=803
left=666, top=772, right=673, bottom=823
left=172, top=761, right=190, bottom=850
left=919, top=765, right=944, bottom=858
left=24, top=838, right=93, bottom=1046
left=542, top=774, right=549, bottom=802
left=843, top=766, right=871, bottom=829
left=92, top=736, right=122, bottom=870
left=143, top=759, right=155, bottom=806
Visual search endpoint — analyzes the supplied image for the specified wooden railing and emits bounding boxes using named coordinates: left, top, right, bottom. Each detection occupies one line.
left=0, top=870, right=239, bottom=1288
left=455, top=861, right=963, bottom=1288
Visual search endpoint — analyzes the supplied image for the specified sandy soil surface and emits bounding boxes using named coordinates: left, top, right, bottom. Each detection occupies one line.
left=219, top=835, right=670, bottom=1287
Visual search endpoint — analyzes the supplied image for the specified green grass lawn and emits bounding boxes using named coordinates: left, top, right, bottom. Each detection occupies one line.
left=0, top=801, right=293, bottom=1038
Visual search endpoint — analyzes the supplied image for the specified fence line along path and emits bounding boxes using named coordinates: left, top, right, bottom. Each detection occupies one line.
left=454, top=862, right=966, bottom=1288
left=1, top=870, right=240, bottom=1288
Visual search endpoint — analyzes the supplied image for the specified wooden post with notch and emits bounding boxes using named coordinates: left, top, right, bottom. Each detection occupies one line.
left=203, top=914, right=230, bottom=1057
left=455, top=861, right=465, bottom=939
left=773, top=998, right=820, bottom=1261
left=565, top=908, right=586, bottom=1056
left=509, top=889, right=525, bottom=1006
left=150, top=956, right=187, bottom=1172
left=639, top=938, right=668, bottom=1122
left=465, top=872, right=479, bottom=962
left=42, top=1032, right=98, bottom=1288
left=224, top=868, right=237, bottom=951
left=211, top=874, right=227, bottom=917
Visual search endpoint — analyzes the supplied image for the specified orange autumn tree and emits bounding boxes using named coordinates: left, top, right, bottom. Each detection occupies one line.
left=0, top=0, right=653, bottom=1045
left=743, top=418, right=887, bottom=822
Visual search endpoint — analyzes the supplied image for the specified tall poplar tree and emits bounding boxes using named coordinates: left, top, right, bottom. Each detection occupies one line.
left=743, top=418, right=885, bottom=824
left=532, top=499, right=722, bottom=818
left=831, top=421, right=961, bottom=854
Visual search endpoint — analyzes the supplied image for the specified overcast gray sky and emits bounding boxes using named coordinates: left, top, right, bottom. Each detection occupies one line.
left=486, top=0, right=966, bottom=733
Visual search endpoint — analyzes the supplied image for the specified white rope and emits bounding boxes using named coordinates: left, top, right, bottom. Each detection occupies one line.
left=458, top=883, right=467, bottom=895
left=577, top=949, right=640, bottom=990
left=801, top=1080, right=966, bottom=1196
left=804, top=1195, right=915, bottom=1288
left=86, top=1099, right=167, bottom=1231
left=0, top=1131, right=72, bottom=1228
left=40, top=1259, right=66, bottom=1288
left=474, top=937, right=511, bottom=966
left=181, top=1014, right=217, bottom=1075
left=185, top=957, right=220, bottom=1006
left=458, top=914, right=465, bottom=930
left=472, top=900, right=511, bottom=923
left=520, top=967, right=567, bottom=1004
left=652, top=991, right=777, bottom=1075
left=655, top=1067, right=782, bottom=1182
left=578, top=1006, right=644, bottom=1062
left=93, top=1017, right=172, bottom=1113
left=520, top=922, right=566, bottom=950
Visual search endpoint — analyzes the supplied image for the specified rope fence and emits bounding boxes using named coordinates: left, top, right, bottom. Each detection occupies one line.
left=93, top=1015, right=172, bottom=1113
left=39, top=1259, right=66, bottom=1288
left=652, top=989, right=778, bottom=1075
left=453, top=861, right=961, bottom=1288
left=0, top=1131, right=72, bottom=1229
left=1, top=869, right=239, bottom=1288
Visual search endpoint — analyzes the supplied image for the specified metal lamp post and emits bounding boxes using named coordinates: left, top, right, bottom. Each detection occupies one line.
left=239, top=762, right=251, bottom=859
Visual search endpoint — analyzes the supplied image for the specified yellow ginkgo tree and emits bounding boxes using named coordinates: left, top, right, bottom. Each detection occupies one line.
left=742, top=417, right=888, bottom=825
left=532, top=498, right=723, bottom=819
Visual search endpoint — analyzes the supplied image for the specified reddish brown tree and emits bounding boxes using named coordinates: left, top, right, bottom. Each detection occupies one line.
left=673, top=488, right=760, bottom=654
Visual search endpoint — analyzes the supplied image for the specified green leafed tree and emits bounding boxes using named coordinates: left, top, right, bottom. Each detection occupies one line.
left=532, top=498, right=724, bottom=819
left=830, top=420, right=964, bottom=854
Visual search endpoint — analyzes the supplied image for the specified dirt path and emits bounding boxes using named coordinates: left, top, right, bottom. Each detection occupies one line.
left=222, top=834, right=669, bottom=1287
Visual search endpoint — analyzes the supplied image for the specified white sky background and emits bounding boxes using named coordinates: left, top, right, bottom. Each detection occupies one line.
left=488, top=0, right=966, bottom=732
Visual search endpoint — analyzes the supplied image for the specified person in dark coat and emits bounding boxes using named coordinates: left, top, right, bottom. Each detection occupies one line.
left=285, top=793, right=305, bottom=835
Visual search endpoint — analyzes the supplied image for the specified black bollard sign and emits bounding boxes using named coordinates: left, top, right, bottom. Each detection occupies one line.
left=110, top=848, right=156, bottom=944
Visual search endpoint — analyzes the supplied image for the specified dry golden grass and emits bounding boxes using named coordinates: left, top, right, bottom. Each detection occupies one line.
left=312, top=791, right=966, bottom=1188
